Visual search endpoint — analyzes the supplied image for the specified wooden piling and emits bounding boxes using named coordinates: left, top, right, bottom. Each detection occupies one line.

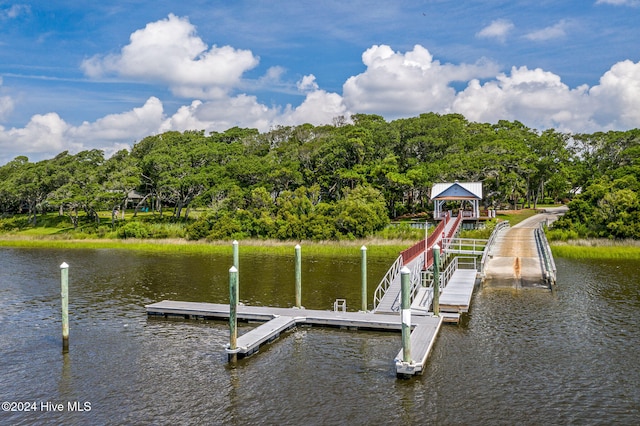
left=400, top=266, right=411, bottom=363
left=361, top=245, right=367, bottom=312
left=60, top=262, right=69, bottom=353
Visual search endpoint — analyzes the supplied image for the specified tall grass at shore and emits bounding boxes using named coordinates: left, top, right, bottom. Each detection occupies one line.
left=0, top=237, right=406, bottom=259
left=551, top=239, right=640, bottom=259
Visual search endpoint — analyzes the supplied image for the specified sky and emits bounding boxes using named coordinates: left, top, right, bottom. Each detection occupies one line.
left=1, top=0, right=640, bottom=165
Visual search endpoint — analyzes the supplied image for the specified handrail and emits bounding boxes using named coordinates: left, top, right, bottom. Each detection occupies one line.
left=416, top=255, right=477, bottom=311
left=534, top=224, right=557, bottom=287
left=391, top=251, right=426, bottom=312
left=400, top=217, right=446, bottom=264
left=373, top=254, right=403, bottom=310
left=440, top=256, right=458, bottom=290
left=442, top=237, right=488, bottom=254
left=375, top=212, right=465, bottom=311
left=479, top=220, right=510, bottom=274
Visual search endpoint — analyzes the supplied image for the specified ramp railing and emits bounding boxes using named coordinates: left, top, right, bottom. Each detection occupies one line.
left=535, top=224, right=557, bottom=287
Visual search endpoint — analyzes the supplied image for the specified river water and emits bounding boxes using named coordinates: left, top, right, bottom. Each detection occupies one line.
left=1, top=247, right=639, bottom=425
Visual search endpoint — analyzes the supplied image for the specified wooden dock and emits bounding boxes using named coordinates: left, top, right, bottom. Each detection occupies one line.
left=146, top=300, right=443, bottom=374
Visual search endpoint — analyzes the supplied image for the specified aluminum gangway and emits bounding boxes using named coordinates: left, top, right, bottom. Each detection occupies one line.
left=373, top=214, right=463, bottom=314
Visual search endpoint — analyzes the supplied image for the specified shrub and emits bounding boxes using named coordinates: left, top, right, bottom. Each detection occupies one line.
left=186, top=219, right=211, bottom=240
left=117, top=221, right=151, bottom=239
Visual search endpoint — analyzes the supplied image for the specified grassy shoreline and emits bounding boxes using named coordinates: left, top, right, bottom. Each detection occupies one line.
left=0, top=235, right=408, bottom=258
left=551, top=239, right=640, bottom=260
left=2, top=234, right=640, bottom=260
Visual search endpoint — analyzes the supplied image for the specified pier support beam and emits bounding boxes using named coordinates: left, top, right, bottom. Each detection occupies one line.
left=295, top=244, right=302, bottom=308
left=60, top=262, right=69, bottom=353
left=232, top=240, right=239, bottom=303
left=228, top=266, right=239, bottom=363
left=433, top=245, right=441, bottom=316
left=361, top=245, right=367, bottom=312
left=400, top=266, right=411, bottom=363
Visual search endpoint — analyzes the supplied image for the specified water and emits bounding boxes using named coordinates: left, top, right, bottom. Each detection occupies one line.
left=1, top=248, right=639, bottom=425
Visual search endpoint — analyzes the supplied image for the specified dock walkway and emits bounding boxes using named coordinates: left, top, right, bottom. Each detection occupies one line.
left=146, top=300, right=443, bottom=365
left=374, top=216, right=462, bottom=314
left=395, top=321, right=443, bottom=376
left=145, top=212, right=560, bottom=377
left=439, top=269, right=477, bottom=314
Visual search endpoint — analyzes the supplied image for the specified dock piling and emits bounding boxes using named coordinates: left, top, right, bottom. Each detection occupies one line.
left=60, top=262, right=69, bottom=353
left=229, top=266, right=238, bottom=363
left=400, top=266, right=411, bottom=363
left=232, top=240, right=239, bottom=302
left=433, top=245, right=441, bottom=316
left=361, top=245, right=367, bottom=312
left=295, top=244, right=302, bottom=308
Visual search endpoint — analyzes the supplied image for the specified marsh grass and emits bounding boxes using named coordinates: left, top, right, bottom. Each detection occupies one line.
left=551, top=239, right=640, bottom=259
left=0, top=236, right=406, bottom=258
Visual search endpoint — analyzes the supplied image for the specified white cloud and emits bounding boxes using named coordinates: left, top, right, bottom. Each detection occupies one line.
left=281, top=89, right=349, bottom=126
left=0, top=113, right=75, bottom=162
left=0, top=98, right=164, bottom=164
left=4, top=37, right=640, bottom=165
left=161, top=95, right=278, bottom=133
left=69, top=97, right=165, bottom=143
left=596, top=0, right=640, bottom=6
left=342, top=44, right=499, bottom=117
left=452, top=66, right=593, bottom=132
left=1, top=4, right=30, bottom=19
left=525, top=20, right=570, bottom=41
left=0, top=96, right=12, bottom=120
left=588, top=60, right=640, bottom=128
left=297, top=74, right=319, bottom=92
left=0, top=77, right=14, bottom=121
left=476, top=19, right=515, bottom=42
left=161, top=87, right=348, bottom=133
left=81, top=14, right=259, bottom=99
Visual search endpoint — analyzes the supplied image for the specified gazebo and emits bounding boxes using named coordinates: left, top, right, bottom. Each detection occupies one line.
left=431, top=181, right=482, bottom=219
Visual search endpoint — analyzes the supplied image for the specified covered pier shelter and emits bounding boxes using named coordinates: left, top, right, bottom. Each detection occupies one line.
left=431, top=181, right=483, bottom=219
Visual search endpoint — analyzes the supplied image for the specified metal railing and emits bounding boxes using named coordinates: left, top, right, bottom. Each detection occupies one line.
left=373, top=212, right=468, bottom=312
left=412, top=255, right=477, bottom=312
left=535, top=224, right=557, bottom=287
left=479, top=220, right=511, bottom=275
left=373, top=254, right=403, bottom=310
left=442, top=237, right=487, bottom=255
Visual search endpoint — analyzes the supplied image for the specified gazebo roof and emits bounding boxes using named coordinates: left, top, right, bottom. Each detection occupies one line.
left=431, top=181, right=482, bottom=201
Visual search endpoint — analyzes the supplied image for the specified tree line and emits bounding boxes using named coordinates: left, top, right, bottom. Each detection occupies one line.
left=0, top=113, right=638, bottom=240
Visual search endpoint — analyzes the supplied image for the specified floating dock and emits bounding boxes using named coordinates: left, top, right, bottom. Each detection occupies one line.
left=146, top=300, right=443, bottom=374
left=439, top=269, right=477, bottom=314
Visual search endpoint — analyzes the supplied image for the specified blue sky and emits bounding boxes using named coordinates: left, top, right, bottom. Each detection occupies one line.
left=1, top=0, right=640, bottom=164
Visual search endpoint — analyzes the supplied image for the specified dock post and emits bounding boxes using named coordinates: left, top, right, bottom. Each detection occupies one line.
left=232, top=240, right=239, bottom=302
left=229, top=266, right=238, bottom=363
left=400, top=266, right=411, bottom=363
left=433, top=245, right=440, bottom=316
left=295, top=244, right=302, bottom=308
left=60, top=262, right=69, bottom=353
left=361, top=245, right=367, bottom=312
